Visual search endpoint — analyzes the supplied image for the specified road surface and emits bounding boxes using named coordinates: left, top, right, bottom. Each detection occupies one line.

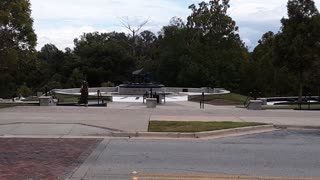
left=70, top=129, right=320, bottom=179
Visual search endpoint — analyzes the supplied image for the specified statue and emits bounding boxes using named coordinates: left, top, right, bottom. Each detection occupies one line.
left=79, top=81, right=88, bottom=105
left=132, top=68, right=151, bottom=84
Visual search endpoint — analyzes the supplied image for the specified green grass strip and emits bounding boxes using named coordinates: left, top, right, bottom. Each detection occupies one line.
left=148, top=121, right=266, bottom=133
left=190, top=93, right=248, bottom=105
left=0, top=104, right=17, bottom=109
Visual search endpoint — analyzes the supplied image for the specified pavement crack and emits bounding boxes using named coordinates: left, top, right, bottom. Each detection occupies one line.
left=66, top=124, right=76, bottom=136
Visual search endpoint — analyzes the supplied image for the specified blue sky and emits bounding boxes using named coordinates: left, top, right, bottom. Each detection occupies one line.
left=30, top=0, right=320, bottom=50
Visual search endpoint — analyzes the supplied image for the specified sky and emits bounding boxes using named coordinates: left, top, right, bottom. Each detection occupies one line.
left=30, top=0, right=320, bottom=51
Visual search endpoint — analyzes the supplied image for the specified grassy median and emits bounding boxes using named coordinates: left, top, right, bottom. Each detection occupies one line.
left=189, top=93, right=247, bottom=105
left=148, top=121, right=266, bottom=133
left=0, top=104, right=17, bottom=109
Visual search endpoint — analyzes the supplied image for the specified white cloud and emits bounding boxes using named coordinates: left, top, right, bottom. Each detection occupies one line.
left=230, top=0, right=320, bottom=49
left=31, top=0, right=193, bottom=50
left=30, top=0, right=320, bottom=50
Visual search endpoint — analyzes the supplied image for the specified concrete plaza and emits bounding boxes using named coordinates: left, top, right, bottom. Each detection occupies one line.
left=1, top=102, right=320, bottom=179
left=0, top=101, right=319, bottom=135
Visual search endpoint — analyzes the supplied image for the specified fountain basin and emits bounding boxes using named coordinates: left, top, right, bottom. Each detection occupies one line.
left=118, top=83, right=165, bottom=95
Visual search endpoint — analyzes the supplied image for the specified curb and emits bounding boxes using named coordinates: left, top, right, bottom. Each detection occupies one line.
left=274, top=124, right=320, bottom=130
left=110, top=125, right=275, bottom=139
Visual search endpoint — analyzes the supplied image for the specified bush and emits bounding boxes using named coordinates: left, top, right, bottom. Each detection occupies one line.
left=46, top=81, right=62, bottom=90
left=0, top=74, right=16, bottom=98
left=17, top=85, right=32, bottom=97
left=101, top=81, right=115, bottom=87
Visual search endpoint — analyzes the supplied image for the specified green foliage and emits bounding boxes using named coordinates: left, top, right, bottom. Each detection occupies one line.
left=0, top=0, right=37, bottom=98
left=16, top=85, right=32, bottom=97
left=73, top=32, right=135, bottom=86
left=153, top=1, right=248, bottom=90
left=101, top=81, right=115, bottom=87
left=0, top=74, right=16, bottom=98
left=67, top=68, right=84, bottom=88
left=46, top=81, right=62, bottom=90
left=273, top=0, right=320, bottom=98
left=2, top=0, right=320, bottom=99
left=0, top=104, right=17, bottom=109
left=189, top=93, right=247, bottom=105
left=250, top=32, right=296, bottom=96
left=0, top=0, right=37, bottom=51
left=148, top=121, right=266, bottom=133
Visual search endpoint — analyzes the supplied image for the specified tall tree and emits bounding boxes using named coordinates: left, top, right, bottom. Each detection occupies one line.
left=251, top=32, right=296, bottom=96
left=135, top=30, right=157, bottom=68
left=186, top=0, right=248, bottom=89
left=118, top=17, right=149, bottom=57
left=154, top=17, right=193, bottom=86
left=0, top=0, right=37, bottom=97
left=73, top=32, right=135, bottom=86
left=274, top=0, right=320, bottom=101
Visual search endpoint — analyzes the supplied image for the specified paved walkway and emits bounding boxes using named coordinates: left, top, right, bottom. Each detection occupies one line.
left=1, top=102, right=320, bottom=180
left=0, top=123, right=113, bottom=136
left=0, top=138, right=101, bottom=180
left=0, top=101, right=320, bottom=135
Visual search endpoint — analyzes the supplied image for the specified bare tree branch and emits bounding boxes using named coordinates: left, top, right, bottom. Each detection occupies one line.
left=136, top=19, right=149, bottom=34
left=117, top=17, right=150, bottom=56
left=117, top=17, right=149, bottom=37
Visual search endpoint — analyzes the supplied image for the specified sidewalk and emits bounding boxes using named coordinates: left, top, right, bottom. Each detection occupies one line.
left=0, top=101, right=320, bottom=136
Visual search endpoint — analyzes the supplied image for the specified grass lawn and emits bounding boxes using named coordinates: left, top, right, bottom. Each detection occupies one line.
left=55, top=94, right=79, bottom=103
left=0, top=104, right=17, bottom=109
left=148, top=121, right=266, bottom=133
left=190, top=93, right=248, bottom=105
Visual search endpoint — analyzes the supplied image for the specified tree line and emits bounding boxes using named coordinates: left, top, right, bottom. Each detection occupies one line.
left=1, top=0, right=320, bottom=100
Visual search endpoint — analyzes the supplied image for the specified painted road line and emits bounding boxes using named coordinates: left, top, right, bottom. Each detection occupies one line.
left=133, top=172, right=320, bottom=180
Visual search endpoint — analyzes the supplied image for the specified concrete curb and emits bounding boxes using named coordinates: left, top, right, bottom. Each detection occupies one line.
left=110, top=125, right=275, bottom=139
left=274, top=124, right=320, bottom=130
left=0, top=122, right=123, bottom=132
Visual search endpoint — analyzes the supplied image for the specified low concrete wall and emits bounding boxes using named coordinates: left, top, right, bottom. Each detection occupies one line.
left=54, top=87, right=118, bottom=94
left=165, top=87, right=224, bottom=93
left=54, top=87, right=230, bottom=98
left=118, top=87, right=165, bottom=95
left=247, top=100, right=263, bottom=110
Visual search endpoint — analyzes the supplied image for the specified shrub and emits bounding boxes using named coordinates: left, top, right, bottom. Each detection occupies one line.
left=101, top=81, right=115, bottom=87
left=17, top=85, right=32, bottom=97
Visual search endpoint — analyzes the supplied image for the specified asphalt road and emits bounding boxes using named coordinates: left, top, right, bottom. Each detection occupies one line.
left=73, top=129, right=320, bottom=179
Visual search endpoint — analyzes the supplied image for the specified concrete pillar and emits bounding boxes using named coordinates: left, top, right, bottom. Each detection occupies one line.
left=146, top=98, right=157, bottom=108
left=247, top=100, right=263, bottom=110
left=39, top=96, right=57, bottom=106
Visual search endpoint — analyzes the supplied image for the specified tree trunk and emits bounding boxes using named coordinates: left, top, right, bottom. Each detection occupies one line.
left=298, top=70, right=303, bottom=103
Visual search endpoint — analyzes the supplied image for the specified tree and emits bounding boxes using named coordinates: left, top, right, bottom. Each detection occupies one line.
left=16, top=84, right=32, bottom=97
left=0, top=0, right=36, bottom=52
left=39, top=44, right=65, bottom=75
left=118, top=17, right=149, bottom=56
left=251, top=32, right=296, bottom=96
left=73, top=32, right=135, bottom=86
left=274, top=0, right=320, bottom=101
left=67, top=68, right=84, bottom=88
left=0, top=0, right=37, bottom=98
left=152, top=1, right=249, bottom=89
left=154, top=18, right=192, bottom=86
left=187, top=0, right=239, bottom=39
left=135, top=30, right=158, bottom=68
left=185, top=0, right=248, bottom=89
